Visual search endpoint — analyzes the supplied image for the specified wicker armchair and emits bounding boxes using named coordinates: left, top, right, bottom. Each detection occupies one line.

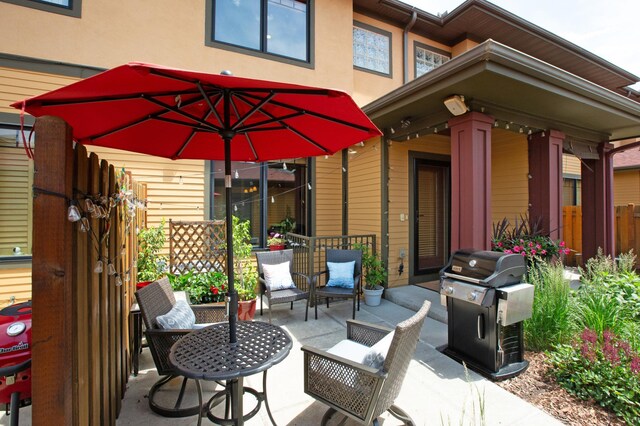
left=255, top=249, right=311, bottom=323
left=312, top=249, right=362, bottom=320
left=135, top=277, right=226, bottom=418
left=302, top=300, right=431, bottom=425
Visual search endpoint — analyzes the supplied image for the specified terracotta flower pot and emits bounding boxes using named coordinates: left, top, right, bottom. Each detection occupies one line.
left=237, top=299, right=257, bottom=321
left=269, top=244, right=286, bottom=251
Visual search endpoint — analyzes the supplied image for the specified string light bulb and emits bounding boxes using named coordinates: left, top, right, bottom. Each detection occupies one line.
left=505, top=123, right=510, bottom=130
left=234, top=169, right=239, bottom=179
left=307, top=183, right=312, bottom=190
left=234, top=205, right=238, bottom=212
left=271, top=196, right=275, bottom=203
left=283, top=162, right=287, bottom=170
left=107, top=262, right=116, bottom=276
left=67, top=204, right=81, bottom=222
left=519, top=127, right=523, bottom=134
left=494, top=120, right=499, bottom=127
left=94, top=260, right=103, bottom=274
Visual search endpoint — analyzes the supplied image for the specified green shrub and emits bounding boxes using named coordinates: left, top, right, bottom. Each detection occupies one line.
left=168, top=270, right=228, bottom=304
left=136, top=219, right=167, bottom=282
left=547, top=329, right=640, bottom=425
left=524, top=261, right=573, bottom=351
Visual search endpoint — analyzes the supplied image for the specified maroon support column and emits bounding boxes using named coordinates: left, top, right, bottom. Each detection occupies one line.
left=528, top=130, right=564, bottom=240
left=581, top=142, right=614, bottom=260
left=449, top=112, right=493, bottom=252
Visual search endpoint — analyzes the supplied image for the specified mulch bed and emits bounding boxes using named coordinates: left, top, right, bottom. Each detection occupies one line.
left=495, top=351, right=625, bottom=425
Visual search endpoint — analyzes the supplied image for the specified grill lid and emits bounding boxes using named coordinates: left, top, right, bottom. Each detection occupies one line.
left=440, top=249, right=526, bottom=288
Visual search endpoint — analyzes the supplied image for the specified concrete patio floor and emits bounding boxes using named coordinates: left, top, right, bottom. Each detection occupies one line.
left=1, top=286, right=563, bottom=425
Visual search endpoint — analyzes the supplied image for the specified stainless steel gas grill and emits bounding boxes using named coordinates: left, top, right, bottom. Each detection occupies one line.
left=439, top=249, right=534, bottom=380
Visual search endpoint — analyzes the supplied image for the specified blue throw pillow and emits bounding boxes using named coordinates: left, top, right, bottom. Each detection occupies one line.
left=156, top=300, right=195, bottom=329
left=326, top=261, right=355, bottom=288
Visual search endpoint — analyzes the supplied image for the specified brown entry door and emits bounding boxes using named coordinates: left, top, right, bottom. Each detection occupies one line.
left=414, top=160, right=449, bottom=275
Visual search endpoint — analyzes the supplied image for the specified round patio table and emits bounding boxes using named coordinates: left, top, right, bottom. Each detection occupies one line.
left=169, top=321, right=292, bottom=426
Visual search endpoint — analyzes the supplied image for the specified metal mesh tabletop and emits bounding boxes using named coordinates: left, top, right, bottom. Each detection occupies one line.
left=169, top=321, right=292, bottom=382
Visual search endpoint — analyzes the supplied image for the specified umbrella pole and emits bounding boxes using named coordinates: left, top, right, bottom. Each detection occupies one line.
left=224, top=135, right=237, bottom=344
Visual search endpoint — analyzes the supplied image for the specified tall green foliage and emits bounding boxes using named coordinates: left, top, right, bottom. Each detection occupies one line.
left=354, top=243, right=387, bottom=289
left=136, top=219, right=167, bottom=282
left=231, top=216, right=257, bottom=301
left=523, top=261, right=572, bottom=351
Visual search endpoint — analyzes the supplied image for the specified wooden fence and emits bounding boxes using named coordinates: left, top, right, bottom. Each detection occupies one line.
left=562, top=204, right=640, bottom=263
left=32, top=117, right=142, bottom=424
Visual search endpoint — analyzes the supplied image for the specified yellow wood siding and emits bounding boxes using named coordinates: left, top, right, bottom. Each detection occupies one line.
left=388, top=135, right=450, bottom=287
left=86, top=147, right=205, bottom=257
left=614, top=170, right=640, bottom=205
left=315, top=153, right=343, bottom=236
left=0, top=267, right=32, bottom=305
left=348, top=139, right=382, bottom=236
left=563, top=154, right=581, bottom=176
left=491, top=130, right=529, bottom=225
left=0, top=146, right=32, bottom=256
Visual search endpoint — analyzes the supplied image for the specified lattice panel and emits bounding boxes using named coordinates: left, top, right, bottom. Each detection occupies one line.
left=169, top=220, right=226, bottom=274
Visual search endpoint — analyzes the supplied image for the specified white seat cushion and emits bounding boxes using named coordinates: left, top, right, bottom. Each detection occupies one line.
left=326, top=331, right=395, bottom=370
left=262, top=261, right=296, bottom=291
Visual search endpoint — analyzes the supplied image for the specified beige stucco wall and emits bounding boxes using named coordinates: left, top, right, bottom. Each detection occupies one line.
left=0, top=1, right=356, bottom=97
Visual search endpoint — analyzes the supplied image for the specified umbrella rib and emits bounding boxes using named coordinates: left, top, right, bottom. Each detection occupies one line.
left=25, top=89, right=203, bottom=107
left=230, top=92, right=275, bottom=131
left=240, top=92, right=374, bottom=133
left=143, top=95, right=221, bottom=132
left=244, top=133, right=259, bottom=161
left=153, top=115, right=216, bottom=131
left=173, top=109, right=214, bottom=159
left=196, top=82, right=224, bottom=128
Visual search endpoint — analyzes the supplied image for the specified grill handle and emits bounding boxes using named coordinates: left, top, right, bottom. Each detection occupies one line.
left=477, top=314, right=485, bottom=339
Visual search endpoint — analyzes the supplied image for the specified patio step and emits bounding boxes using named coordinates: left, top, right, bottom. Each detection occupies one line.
left=384, top=285, right=447, bottom=324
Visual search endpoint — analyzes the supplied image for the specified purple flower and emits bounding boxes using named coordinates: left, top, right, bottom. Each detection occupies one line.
left=581, top=328, right=598, bottom=344
left=631, top=356, right=640, bottom=375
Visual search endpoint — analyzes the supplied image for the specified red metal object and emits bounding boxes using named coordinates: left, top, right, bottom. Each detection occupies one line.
left=0, top=301, right=32, bottom=416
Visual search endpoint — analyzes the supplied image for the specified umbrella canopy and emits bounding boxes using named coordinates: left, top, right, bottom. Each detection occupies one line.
left=13, top=62, right=382, bottom=343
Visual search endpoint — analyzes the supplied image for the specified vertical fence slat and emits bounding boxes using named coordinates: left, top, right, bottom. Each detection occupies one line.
left=107, top=165, right=118, bottom=419
left=99, top=160, right=111, bottom=424
left=74, top=145, right=90, bottom=426
left=31, top=116, right=74, bottom=424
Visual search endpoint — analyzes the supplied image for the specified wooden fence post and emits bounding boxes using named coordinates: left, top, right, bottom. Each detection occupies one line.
left=32, top=116, right=74, bottom=424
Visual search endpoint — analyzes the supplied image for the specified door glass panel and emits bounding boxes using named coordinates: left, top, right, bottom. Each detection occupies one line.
left=415, top=161, right=448, bottom=273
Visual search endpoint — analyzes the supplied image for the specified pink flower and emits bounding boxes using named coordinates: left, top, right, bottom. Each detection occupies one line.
left=528, top=242, right=534, bottom=247
left=504, top=249, right=512, bottom=254
left=564, top=248, right=570, bottom=255
left=581, top=328, right=598, bottom=344
left=631, top=356, right=640, bottom=374
left=521, top=251, right=526, bottom=256
left=531, top=250, right=537, bottom=255
left=536, top=244, right=542, bottom=249
left=559, top=241, right=565, bottom=247
left=513, top=246, right=521, bottom=253
left=497, top=242, right=503, bottom=247
left=541, top=249, right=547, bottom=255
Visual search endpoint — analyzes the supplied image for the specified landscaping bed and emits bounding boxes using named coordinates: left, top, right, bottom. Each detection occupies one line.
left=497, top=351, right=625, bottom=426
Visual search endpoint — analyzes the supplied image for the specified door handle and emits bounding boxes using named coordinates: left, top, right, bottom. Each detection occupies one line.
left=477, top=314, right=485, bottom=339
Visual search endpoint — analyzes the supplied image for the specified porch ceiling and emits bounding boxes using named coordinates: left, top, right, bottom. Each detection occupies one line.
left=364, top=40, right=640, bottom=144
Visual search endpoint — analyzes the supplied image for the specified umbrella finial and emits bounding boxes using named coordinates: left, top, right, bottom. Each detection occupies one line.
left=220, top=70, right=233, bottom=76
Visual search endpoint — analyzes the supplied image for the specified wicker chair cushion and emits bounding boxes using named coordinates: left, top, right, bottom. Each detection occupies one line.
left=262, top=261, right=296, bottom=291
left=326, top=261, right=355, bottom=288
left=327, top=331, right=395, bottom=370
left=156, top=300, right=195, bottom=329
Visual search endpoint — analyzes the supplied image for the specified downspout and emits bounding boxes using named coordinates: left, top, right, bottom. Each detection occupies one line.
left=403, top=10, right=417, bottom=84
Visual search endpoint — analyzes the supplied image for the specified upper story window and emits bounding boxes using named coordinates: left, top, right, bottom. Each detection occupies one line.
left=353, top=21, right=392, bottom=77
left=209, top=0, right=310, bottom=64
left=0, top=125, right=33, bottom=259
left=415, top=42, right=450, bottom=78
left=0, top=0, right=81, bottom=17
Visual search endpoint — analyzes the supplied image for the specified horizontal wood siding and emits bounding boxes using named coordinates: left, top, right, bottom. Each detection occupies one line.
left=388, top=135, right=449, bottom=287
left=491, top=130, right=529, bottom=225
left=614, top=170, right=640, bottom=205
left=315, top=153, right=343, bottom=236
left=0, top=267, right=32, bottom=304
left=0, top=66, right=80, bottom=115
left=86, top=147, right=205, bottom=257
left=348, top=139, right=381, bottom=239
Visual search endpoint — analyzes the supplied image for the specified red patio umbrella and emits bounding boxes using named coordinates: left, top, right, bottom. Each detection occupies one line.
left=13, top=62, right=381, bottom=342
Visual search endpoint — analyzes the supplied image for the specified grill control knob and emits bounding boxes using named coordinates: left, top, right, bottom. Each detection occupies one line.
left=444, top=286, right=454, bottom=295
left=468, top=291, right=478, bottom=301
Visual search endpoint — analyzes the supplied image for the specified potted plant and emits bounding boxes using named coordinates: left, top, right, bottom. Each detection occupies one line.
left=232, top=216, right=259, bottom=319
left=267, top=232, right=287, bottom=251
left=169, top=271, right=228, bottom=304
left=355, top=243, right=387, bottom=306
left=136, top=219, right=167, bottom=290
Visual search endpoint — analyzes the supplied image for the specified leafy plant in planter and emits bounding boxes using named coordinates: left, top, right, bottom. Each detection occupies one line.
left=355, top=243, right=387, bottom=306
left=231, top=216, right=258, bottom=319
left=136, top=219, right=167, bottom=283
left=168, top=271, right=227, bottom=304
